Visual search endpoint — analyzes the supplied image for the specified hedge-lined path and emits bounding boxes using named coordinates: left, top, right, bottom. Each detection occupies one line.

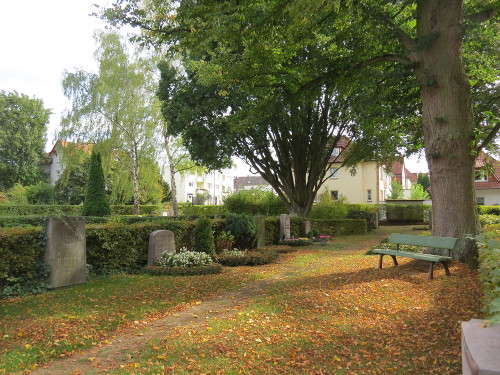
left=11, top=225, right=480, bottom=374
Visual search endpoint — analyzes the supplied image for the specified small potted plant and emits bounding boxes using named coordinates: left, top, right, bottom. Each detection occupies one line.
left=319, top=235, right=330, bottom=246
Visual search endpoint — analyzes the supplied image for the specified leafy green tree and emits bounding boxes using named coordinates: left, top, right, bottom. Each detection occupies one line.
left=389, top=180, right=404, bottom=200
left=61, top=31, right=161, bottom=214
left=0, top=91, right=51, bottom=190
left=417, top=173, right=431, bottom=196
left=6, top=183, right=28, bottom=204
left=98, top=0, right=499, bottom=264
left=410, top=184, right=430, bottom=200
left=54, top=143, right=91, bottom=205
left=25, top=183, right=55, bottom=204
left=157, top=63, right=358, bottom=217
left=82, top=151, right=111, bottom=217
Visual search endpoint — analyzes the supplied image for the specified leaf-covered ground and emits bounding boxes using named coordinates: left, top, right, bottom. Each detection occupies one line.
left=0, top=226, right=482, bottom=374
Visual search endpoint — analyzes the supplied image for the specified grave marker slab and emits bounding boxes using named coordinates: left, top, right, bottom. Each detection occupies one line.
left=148, top=230, right=175, bottom=265
left=45, top=216, right=86, bottom=289
left=280, top=214, right=291, bottom=240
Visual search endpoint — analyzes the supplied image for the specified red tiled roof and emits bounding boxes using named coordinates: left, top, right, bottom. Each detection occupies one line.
left=474, top=152, right=500, bottom=189
left=48, top=140, right=93, bottom=156
left=234, top=176, right=270, bottom=190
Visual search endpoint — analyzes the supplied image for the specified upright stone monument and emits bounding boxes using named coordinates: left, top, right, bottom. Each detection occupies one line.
left=255, top=215, right=266, bottom=248
left=280, top=214, right=291, bottom=240
left=148, top=230, right=175, bottom=266
left=300, top=221, right=311, bottom=237
left=45, top=216, right=86, bottom=289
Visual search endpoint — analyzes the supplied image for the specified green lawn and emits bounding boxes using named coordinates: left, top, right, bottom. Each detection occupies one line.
left=0, top=226, right=482, bottom=374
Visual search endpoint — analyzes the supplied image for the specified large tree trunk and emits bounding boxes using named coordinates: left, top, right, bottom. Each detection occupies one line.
left=413, top=0, right=480, bottom=266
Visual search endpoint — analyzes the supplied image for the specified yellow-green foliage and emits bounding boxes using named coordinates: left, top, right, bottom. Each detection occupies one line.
left=477, top=229, right=500, bottom=324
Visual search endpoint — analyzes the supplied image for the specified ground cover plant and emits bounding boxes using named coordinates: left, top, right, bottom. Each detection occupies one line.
left=0, top=227, right=482, bottom=374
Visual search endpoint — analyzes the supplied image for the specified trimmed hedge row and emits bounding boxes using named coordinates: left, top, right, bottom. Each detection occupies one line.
left=379, top=204, right=432, bottom=223
left=0, top=227, right=47, bottom=298
left=0, top=215, right=110, bottom=228
left=144, top=263, right=223, bottom=276
left=179, top=204, right=227, bottom=216
left=216, top=250, right=279, bottom=267
left=0, top=204, right=164, bottom=216
left=479, top=206, right=500, bottom=216
left=478, top=228, right=500, bottom=324
left=263, top=217, right=367, bottom=245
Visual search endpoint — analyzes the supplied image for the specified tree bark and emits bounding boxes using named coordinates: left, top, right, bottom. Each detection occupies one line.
left=131, top=143, right=141, bottom=215
left=413, top=0, right=480, bottom=266
left=164, top=140, right=179, bottom=216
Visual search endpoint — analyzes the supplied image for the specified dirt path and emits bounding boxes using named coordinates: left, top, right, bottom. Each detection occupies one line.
left=30, top=226, right=411, bottom=375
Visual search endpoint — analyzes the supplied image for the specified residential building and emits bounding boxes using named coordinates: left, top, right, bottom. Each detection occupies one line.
left=233, top=176, right=272, bottom=192
left=42, top=140, right=93, bottom=186
left=391, top=160, right=418, bottom=198
left=475, top=153, right=500, bottom=206
left=163, top=168, right=234, bottom=205
left=322, top=138, right=394, bottom=204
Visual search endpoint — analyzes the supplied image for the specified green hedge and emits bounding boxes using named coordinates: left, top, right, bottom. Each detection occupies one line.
left=0, top=227, right=48, bottom=298
left=263, top=217, right=367, bottom=245
left=0, top=205, right=164, bottom=217
left=477, top=231, right=500, bottom=324
left=215, top=250, right=279, bottom=266
left=0, top=215, right=110, bottom=228
left=179, top=204, right=227, bottom=216
left=86, top=219, right=226, bottom=274
left=144, top=263, right=223, bottom=276
left=479, top=206, right=500, bottom=216
left=0, top=205, right=81, bottom=216
left=378, top=204, right=432, bottom=223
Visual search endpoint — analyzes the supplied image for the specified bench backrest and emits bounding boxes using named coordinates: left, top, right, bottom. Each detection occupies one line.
left=389, top=234, right=458, bottom=250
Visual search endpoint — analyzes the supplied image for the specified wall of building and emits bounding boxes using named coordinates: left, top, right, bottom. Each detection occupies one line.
left=322, top=161, right=389, bottom=204
left=476, top=189, right=500, bottom=206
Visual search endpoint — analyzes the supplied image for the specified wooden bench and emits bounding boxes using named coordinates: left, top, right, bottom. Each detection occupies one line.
left=372, top=233, right=458, bottom=279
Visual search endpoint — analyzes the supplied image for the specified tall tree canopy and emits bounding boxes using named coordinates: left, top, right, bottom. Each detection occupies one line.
left=100, top=0, right=499, bottom=264
left=61, top=31, right=163, bottom=214
left=0, top=91, right=51, bottom=190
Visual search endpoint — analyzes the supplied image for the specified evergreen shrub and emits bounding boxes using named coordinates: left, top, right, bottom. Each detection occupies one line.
left=479, top=206, right=500, bottom=216
left=82, top=151, right=111, bottom=217
left=193, top=216, right=216, bottom=257
left=225, top=212, right=257, bottom=249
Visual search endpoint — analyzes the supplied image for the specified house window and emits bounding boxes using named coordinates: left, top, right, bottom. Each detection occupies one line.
left=187, top=194, right=193, bottom=202
left=332, top=148, right=340, bottom=157
left=207, top=183, right=212, bottom=189
left=215, top=184, right=220, bottom=190
left=367, top=189, right=372, bottom=202
left=476, top=197, right=485, bottom=205
left=188, top=182, right=194, bottom=187
left=330, top=168, right=339, bottom=178
left=475, top=171, right=488, bottom=181
left=331, top=190, right=339, bottom=200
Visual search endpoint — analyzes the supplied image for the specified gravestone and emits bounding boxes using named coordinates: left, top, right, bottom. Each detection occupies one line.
left=255, top=215, right=266, bottom=248
left=148, top=230, right=175, bottom=265
left=462, top=319, right=500, bottom=375
left=45, top=216, right=86, bottom=289
left=280, top=214, right=291, bottom=240
left=300, top=221, right=311, bottom=237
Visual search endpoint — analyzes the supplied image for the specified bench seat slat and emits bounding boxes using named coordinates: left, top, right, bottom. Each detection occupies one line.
left=372, top=249, right=452, bottom=262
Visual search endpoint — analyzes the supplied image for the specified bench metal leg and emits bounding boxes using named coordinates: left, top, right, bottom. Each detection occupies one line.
left=441, top=262, right=451, bottom=276
left=378, top=254, right=398, bottom=269
left=428, top=263, right=435, bottom=280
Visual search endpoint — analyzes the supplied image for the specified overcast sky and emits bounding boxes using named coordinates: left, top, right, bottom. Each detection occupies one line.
left=0, top=0, right=108, bottom=149
left=0, top=0, right=428, bottom=174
